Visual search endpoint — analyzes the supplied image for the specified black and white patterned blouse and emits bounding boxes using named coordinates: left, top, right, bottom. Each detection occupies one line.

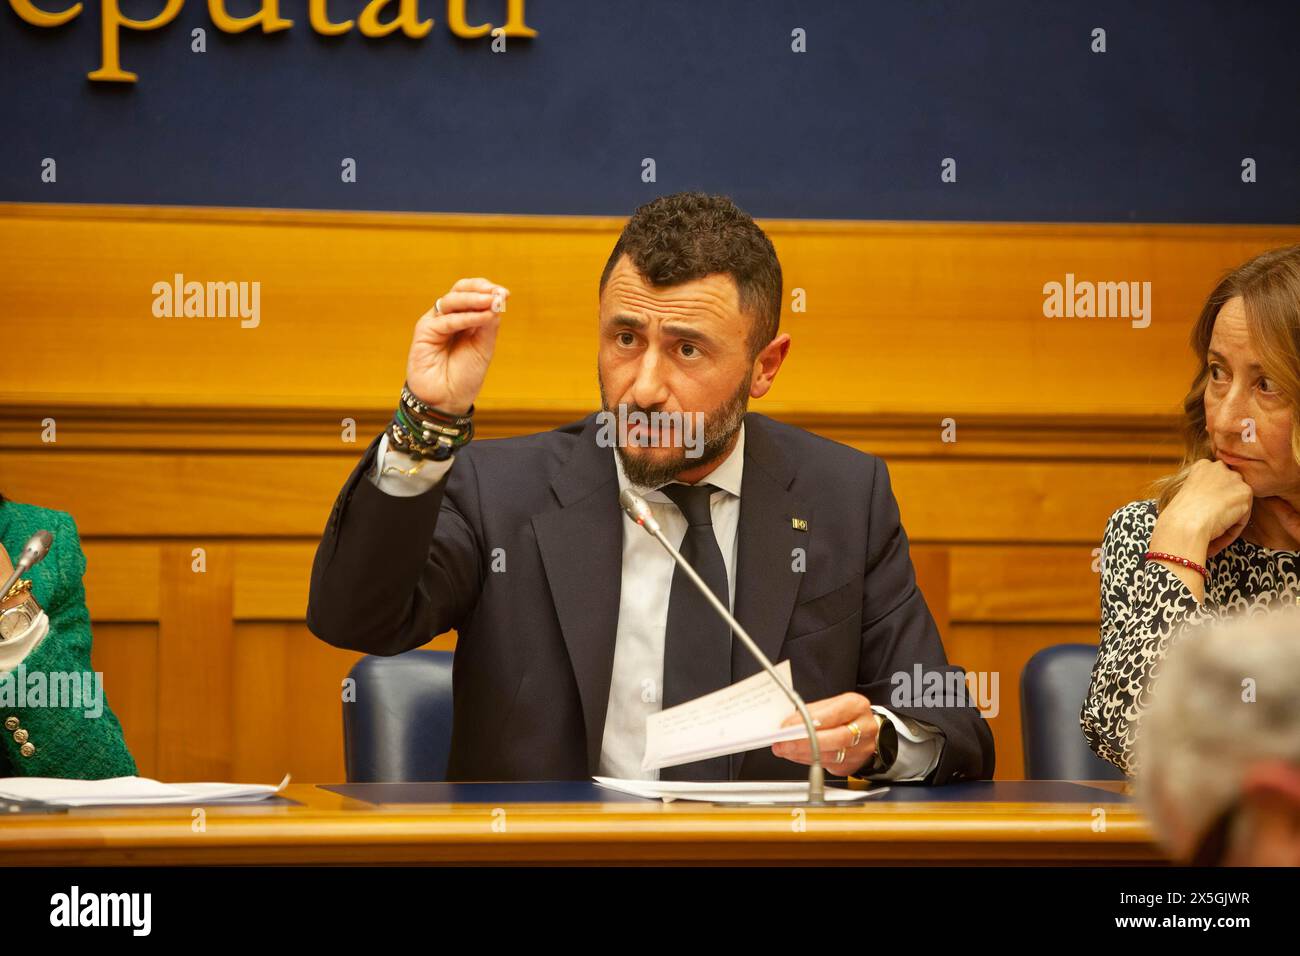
left=1081, top=498, right=1300, bottom=774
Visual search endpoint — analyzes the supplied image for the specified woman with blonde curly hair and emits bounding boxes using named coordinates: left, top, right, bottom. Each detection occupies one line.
left=1083, top=243, right=1300, bottom=774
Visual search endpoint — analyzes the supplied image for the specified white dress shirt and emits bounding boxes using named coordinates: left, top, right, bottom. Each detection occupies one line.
left=370, top=425, right=943, bottom=781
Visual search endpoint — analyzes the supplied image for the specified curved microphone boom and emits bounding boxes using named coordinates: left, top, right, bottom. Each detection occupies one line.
left=619, top=487, right=827, bottom=805
left=0, top=530, right=54, bottom=600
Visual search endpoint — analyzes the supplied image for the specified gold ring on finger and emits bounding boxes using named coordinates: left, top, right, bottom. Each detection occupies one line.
left=847, top=721, right=862, bottom=748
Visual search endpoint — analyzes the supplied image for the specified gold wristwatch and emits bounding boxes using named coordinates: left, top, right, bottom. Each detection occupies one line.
left=0, top=579, right=42, bottom=642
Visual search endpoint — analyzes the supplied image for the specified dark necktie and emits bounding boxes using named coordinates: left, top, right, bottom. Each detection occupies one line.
left=658, top=482, right=733, bottom=781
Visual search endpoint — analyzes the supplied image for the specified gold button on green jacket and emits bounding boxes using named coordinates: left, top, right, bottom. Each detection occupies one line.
left=0, top=498, right=137, bottom=779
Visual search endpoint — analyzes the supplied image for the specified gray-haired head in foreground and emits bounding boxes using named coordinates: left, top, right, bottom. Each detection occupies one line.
left=1137, top=608, right=1300, bottom=862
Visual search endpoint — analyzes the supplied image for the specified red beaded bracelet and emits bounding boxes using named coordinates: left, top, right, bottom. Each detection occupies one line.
left=1143, top=550, right=1210, bottom=582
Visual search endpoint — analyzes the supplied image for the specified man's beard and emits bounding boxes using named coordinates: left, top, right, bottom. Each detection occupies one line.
left=597, top=370, right=750, bottom=489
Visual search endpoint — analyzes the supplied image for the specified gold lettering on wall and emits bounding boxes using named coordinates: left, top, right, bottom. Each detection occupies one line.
left=309, top=0, right=353, bottom=36
left=445, top=0, right=487, bottom=37
left=8, top=0, right=536, bottom=83
left=207, top=0, right=293, bottom=34
left=446, top=0, right=537, bottom=38
left=500, top=0, right=537, bottom=38
left=88, top=0, right=185, bottom=83
left=8, top=0, right=82, bottom=28
left=357, top=0, right=431, bottom=39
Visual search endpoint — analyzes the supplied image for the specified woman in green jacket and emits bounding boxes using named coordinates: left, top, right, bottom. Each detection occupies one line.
left=0, top=493, right=136, bottom=778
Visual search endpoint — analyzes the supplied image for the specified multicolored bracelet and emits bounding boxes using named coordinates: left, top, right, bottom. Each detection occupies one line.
left=1143, top=550, right=1210, bottom=582
left=399, top=384, right=474, bottom=429
left=387, top=383, right=475, bottom=461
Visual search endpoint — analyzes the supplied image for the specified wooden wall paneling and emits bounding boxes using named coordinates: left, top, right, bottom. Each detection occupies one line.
left=88, top=623, right=160, bottom=778
left=945, top=624, right=1102, bottom=780
left=157, top=544, right=234, bottom=780
left=909, top=545, right=950, bottom=636
left=4, top=204, right=1300, bottom=417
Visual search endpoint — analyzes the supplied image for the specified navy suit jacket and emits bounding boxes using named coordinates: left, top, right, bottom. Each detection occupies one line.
left=307, top=411, right=995, bottom=783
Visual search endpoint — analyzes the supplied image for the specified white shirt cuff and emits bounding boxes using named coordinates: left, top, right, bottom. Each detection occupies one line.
left=368, top=433, right=455, bottom=497
left=0, top=609, right=50, bottom=673
left=861, top=704, right=944, bottom=782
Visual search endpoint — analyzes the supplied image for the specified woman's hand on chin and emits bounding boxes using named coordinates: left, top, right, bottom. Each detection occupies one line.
left=1159, top=458, right=1253, bottom=559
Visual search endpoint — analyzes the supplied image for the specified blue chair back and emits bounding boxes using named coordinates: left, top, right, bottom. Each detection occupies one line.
left=343, top=650, right=454, bottom=782
left=1020, top=643, right=1125, bottom=781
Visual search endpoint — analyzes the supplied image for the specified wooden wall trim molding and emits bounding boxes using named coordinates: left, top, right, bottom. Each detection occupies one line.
left=0, top=402, right=1184, bottom=461
left=6, top=201, right=1300, bottom=241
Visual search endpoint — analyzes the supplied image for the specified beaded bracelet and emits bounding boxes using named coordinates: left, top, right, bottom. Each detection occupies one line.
left=1143, top=550, right=1210, bottom=582
left=400, top=383, right=474, bottom=428
left=388, top=383, right=475, bottom=460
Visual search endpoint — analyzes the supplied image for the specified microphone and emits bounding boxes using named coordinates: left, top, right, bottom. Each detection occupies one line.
left=0, top=530, right=54, bottom=600
left=619, top=487, right=828, bottom=805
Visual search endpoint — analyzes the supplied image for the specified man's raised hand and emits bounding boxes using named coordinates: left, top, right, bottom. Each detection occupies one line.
left=405, top=277, right=510, bottom=413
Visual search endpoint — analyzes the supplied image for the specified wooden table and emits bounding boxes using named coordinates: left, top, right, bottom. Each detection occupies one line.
left=0, top=780, right=1162, bottom=866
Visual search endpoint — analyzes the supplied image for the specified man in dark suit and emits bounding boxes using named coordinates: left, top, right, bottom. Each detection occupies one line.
left=308, top=192, right=995, bottom=784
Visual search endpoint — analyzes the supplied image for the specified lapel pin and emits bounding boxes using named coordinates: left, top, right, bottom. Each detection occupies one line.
left=791, top=517, right=808, bottom=532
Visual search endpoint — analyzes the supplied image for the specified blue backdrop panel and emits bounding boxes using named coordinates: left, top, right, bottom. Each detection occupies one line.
left=2, top=0, right=1297, bottom=222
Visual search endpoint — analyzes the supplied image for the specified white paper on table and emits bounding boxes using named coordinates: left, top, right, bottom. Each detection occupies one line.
left=642, top=659, right=817, bottom=772
left=593, top=776, right=889, bottom=804
left=0, top=772, right=291, bottom=807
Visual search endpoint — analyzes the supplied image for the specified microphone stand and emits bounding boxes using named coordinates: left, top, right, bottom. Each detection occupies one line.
left=620, top=489, right=829, bottom=806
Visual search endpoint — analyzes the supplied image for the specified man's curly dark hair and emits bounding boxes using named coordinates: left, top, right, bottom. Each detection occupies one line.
left=598, top=192, right=782, bottom=360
